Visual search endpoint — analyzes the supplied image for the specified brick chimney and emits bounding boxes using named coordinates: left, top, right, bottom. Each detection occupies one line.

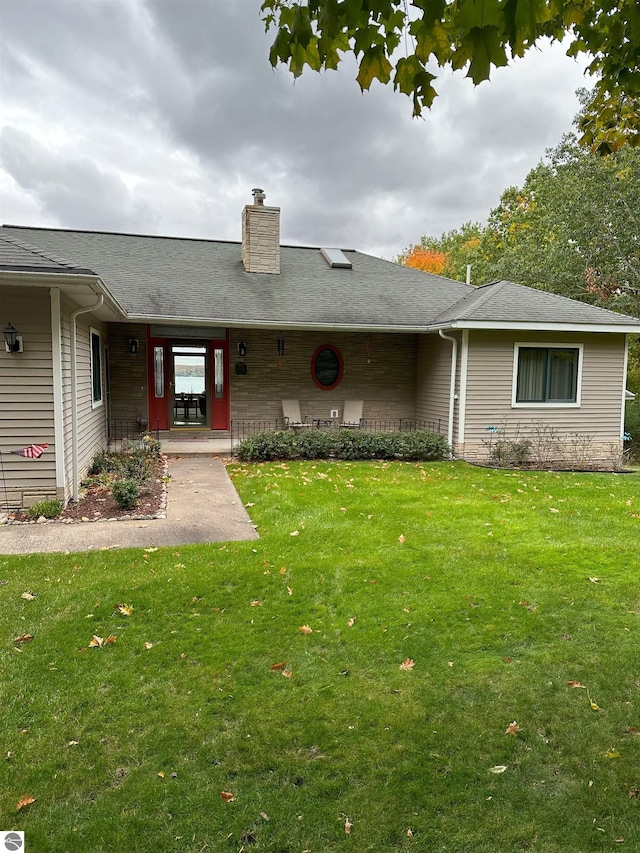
left=242, top=188, right=280, bottom=274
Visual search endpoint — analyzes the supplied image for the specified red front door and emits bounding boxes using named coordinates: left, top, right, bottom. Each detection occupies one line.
left=146, top=331, right=229, bottom=431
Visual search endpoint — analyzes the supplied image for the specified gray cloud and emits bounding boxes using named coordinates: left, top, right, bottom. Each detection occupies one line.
left=0, top=0, right=589, bottom=259
left=1, top=127, right=159, bottom=232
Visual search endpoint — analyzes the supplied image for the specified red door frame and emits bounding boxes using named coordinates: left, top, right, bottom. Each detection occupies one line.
left=146, top=329, right=229, bottom=431
left=209, top=332, right=230, bottom=430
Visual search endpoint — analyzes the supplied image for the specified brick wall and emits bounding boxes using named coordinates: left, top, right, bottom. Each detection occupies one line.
left=228, top=329, right=417, bottom=423
left=107, top=323, right=149, bottom=428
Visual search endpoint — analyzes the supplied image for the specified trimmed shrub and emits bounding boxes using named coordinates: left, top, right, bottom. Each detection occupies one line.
left=27, top=499, right=63, bottom=519
left=111, top=479, right=139, bottom=510
left=236, top=429, right=450, bottom=463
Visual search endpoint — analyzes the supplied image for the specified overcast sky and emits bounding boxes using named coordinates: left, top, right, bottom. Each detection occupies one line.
left=0, top=0, right=591, bottom=260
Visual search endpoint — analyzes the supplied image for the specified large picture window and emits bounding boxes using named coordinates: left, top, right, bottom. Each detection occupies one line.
left=90, top=329, right=103, bottom=406
left=513, top=344, right=581, bottom=406
left=311, top=344, right=343, bottom=390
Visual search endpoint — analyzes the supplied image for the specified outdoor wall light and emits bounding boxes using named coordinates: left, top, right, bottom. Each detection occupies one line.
left=238, top=342, right=247, bottom=357
left=277, top=338, right=285, bottom=356
left=128, top=338, right=139, bottom=354
left=3, top=321, right=22, bottom=353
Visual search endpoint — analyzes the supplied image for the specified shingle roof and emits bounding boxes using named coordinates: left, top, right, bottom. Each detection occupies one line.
left=432, top=279, right=640, bottom=327
left=0, top=225, right=473, bottom=328
left=0, top=232, right=96, bottom=275
left=1, top=225, right=638, bottom=331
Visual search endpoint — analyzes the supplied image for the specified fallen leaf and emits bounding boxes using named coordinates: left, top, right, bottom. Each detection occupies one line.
left=298, top=625, right=313, bottom=635
left=279, top=567, right=287, bottom=574
left=114, top=603, right=133, bottom=616
left=290, top=530, right=299, bottom=537
left=589, top=577, right=599, bottom=583
left=505, top=721, right=521, bottom=737
left=270, top=662, right=286, bottom=670
left=104, top=635, right=117, bottom=645
left=629, top=787, right=639, bottom=799
left=157, top=771, right=165, bottom=778
left=89, top=635, right=104, bottom=647
left=282, top=669, right=293, bottom=678
left=347, top=617, right=356, bottom=627
left=407, top=828, right=414, bottom=837
left=567, top=680, right=586, bottom=688
left=68, top=740, right=79, bottom=746
left=250, top=600, right=262, bottom=607
left=605, top=749, right=620, bottom=758
left=15, top=634, right=34, bottom=643
left=345, top=818, right=353, bottom=835
left=400, top=658, right=415, bottom=671
left=489, top=765, right=508, bottom=774
left=287, top=586, right=293, bottom=596
left=144, top=547, right=158, bottom=553
left=144, top=642, right=154, bottom=650
left=623, top=726, right=639, bottom=736
left=398, top=534, right=405, bottom=544
left=260, top=811, right=270, bottom=820
left=502, top=656, right=512, bottom=663
left=16, top=795, right=35, bottom=810
left=587, top=691, right=601, bottom=711
left=220, top=791, right=235, bottom=801
left=549, top=507, right=560, bottom=513
left=21, top=591, right=36, bottom=600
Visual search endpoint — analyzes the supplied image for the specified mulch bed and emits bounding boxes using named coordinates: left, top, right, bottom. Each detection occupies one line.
left=9, top=457, right=167, bottom=524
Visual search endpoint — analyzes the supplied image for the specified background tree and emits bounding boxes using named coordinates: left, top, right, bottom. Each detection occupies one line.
left=262, top=0, right=640, bottom=154
left=397, top=222, right=493, bottom=283
left=484, top=134, right=640, bottom=317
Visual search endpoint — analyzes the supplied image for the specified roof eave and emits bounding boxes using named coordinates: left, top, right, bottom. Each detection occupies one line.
left=430, top=319, right=640, bottom=334
left=0, top=268, right=127, bottom=319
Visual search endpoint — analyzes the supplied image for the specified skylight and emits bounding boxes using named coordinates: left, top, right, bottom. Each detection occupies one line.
left=320, top=247, right=352, bottom=269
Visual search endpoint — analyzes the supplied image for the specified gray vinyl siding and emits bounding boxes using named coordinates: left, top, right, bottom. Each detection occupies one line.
left=416, top=332, right=458, bottom=444
left=60, top=293, right=108, bottom=499
left=0, top=285, right=57, bottom=506
left=461, top=330, right=627, bottom=457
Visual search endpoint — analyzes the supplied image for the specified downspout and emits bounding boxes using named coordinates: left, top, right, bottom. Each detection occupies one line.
left=621, top=334, right=630, bottom=442
left=70, top=294, right=103, bottom=501
left=439, top=329, right=457, bottom=454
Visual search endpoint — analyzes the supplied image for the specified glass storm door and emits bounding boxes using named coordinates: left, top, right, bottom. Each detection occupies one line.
left=171, top=344, right=209, bottom=428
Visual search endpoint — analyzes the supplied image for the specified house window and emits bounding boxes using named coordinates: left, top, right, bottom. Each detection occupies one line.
left=312, top=344, right=343, bottom=390
left=90, top=329, right=103, bottom=406
left=513, top=344, right=582, bottom=406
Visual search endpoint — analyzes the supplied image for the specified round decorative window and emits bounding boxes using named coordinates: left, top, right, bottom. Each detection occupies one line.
left=311, top=345, right=343, bottom=390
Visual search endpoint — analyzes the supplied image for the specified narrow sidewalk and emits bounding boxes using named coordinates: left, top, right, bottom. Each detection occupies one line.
left=0, top=456, right=258, bottom=554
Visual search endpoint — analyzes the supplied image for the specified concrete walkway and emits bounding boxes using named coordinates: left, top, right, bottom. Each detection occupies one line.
left=0, top=455, right=258, bottom=555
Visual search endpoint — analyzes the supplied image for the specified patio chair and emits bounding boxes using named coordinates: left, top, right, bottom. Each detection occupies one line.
left=282, top=399, right=311, bottom=428
left=341, top=400, right=363, bottom=428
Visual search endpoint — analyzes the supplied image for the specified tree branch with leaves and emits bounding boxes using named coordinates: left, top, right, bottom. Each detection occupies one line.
left=261, top=0, right=640, bottom=154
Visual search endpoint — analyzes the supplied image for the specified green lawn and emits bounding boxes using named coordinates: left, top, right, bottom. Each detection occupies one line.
left=2, top=460, right=639, bottom=852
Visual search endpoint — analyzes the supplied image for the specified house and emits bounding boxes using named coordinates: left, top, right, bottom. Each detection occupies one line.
left=2, top=189, right=639, bottom=509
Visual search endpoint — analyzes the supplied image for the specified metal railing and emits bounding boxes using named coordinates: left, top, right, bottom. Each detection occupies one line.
left=108, top=420, right=158, bottom=448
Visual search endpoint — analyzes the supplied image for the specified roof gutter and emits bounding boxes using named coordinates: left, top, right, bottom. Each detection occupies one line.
left=70, top=293, right=103, bottom=502
left=429, top=320, right=640, bottom=334
left=439, top=329, right=457, bottom=454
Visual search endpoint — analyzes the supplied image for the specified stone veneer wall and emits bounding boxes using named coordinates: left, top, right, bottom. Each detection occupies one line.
left=228, top=329, right=417, bottom=424
left=106, top=323, right=149, bottom=428
left=241, top=205, right=281, bottom=274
